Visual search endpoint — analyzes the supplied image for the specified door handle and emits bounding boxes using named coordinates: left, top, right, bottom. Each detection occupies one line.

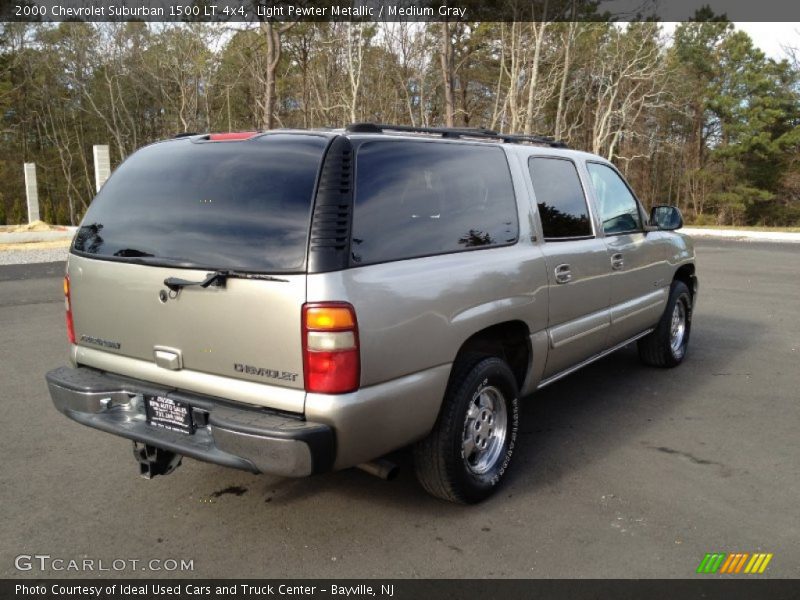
left=611, top=253, right=624, bottom=271
left=554, top=264, right=572, bottom=284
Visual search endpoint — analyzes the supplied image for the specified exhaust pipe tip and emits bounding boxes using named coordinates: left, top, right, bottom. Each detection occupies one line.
left=357, top=458, right=399, bottom=481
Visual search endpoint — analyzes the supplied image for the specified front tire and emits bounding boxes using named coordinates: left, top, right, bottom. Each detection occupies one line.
left=638, top=280, right=692, bottom=368
left=413, top=355, right=520, bottom=504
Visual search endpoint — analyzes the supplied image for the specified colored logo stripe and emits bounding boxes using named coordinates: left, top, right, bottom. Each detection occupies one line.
left=719, top=554, right=737, bottom=573
left=744, top=553, right=774, bottom=574
left=697, top=553, right=726, bottom=573
left=697, top=553, right=773, bottom=574
left=720, top=553, right=749, bottom=573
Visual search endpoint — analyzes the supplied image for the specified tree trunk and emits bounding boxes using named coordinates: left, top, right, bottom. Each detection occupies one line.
left=346, top=22, right=363, bottom=125
left=439, top=22, right=455, bottom=127
left=260, top=20, right=294, bottom=130
left=555, top=22, right=576, bottom=139
left=524, top=17, right=548, bottom=135
left=263, top=22, right=278, bottom=129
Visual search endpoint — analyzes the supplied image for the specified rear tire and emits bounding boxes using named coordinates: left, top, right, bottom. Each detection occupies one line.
left=413, top=355, right=520, bottom=504
left=638, top=280, right=692, bottom=368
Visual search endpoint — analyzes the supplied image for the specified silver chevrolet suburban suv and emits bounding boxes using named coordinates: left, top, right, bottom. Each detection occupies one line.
left=46, top=123, right=697, bottom=503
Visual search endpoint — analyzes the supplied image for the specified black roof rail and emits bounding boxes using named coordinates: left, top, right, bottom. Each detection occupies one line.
left=345, top=122, right=568, bottom=148
left=173, top=132, right=199, bottom=138
left=498, top=133, right=568, bottom=148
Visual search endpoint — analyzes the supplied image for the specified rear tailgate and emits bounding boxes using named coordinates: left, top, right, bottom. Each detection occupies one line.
left=67, top=133, right=332, bottom=413
left=69, top=256, right=306, bottom=412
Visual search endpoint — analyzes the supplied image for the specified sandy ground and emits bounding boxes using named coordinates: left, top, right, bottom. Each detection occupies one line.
left=0, top=220, right=69, bottom=233
left=0, top=239, right=71, bottom=251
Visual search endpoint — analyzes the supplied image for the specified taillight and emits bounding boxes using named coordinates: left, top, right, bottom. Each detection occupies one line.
left=208, top=131, right=258, bottom=141
left=64, top=275, right=76, bottom=344
left=302, top=302, right=360, bottom=394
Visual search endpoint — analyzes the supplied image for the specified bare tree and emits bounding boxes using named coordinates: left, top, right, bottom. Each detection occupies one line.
left=345, top=22, right=367, bottom=124
left=588, top=24, right=668, bottom=160
left=382, top=22, right=430, bottom=127
left=258, top=19, right=296, bottom=129
left=554, top=22, right=578, bottom=139
left=523, top=0, right=550, bottom=134
left=439, top=22, right=455, bottom=127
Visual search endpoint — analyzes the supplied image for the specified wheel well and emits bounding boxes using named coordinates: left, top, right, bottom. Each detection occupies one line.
left=454, top=321, right=531, bottom=390
left=673, top=264, right=697, bottom=299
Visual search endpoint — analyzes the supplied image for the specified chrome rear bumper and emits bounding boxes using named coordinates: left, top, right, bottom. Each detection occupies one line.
left=46, top=366, right=334, bottom=477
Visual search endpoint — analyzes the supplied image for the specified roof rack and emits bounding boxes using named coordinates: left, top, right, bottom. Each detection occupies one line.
left=345, top=122, right=568, bottom=148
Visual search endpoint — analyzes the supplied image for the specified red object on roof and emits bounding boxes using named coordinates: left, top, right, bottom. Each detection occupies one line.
left=208, top=131, right=259, bottom=141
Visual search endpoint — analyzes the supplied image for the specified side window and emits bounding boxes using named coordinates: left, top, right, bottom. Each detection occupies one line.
left=586, top=163, right=643, bottom=235
left=528, top=157, right=592, bottom=240
left=351, top=141, right=518, bottom=265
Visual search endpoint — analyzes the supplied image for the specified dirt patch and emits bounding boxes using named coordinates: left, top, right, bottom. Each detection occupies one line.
left=0, top=239, right=71, bottom=251
left=3, top=221, right=68, bottom=233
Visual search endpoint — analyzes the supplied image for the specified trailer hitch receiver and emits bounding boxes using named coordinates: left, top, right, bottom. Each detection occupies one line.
left=133, top=442, right=183, bottom=479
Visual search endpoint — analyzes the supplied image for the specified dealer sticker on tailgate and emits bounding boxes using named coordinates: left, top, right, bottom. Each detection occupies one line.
left=145, top=395, right=194, bottom=434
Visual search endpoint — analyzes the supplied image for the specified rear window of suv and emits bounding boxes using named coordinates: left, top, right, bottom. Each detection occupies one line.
left=351, top=141, right=518, bottom=265
left=72, top=133, right=329, bottom=272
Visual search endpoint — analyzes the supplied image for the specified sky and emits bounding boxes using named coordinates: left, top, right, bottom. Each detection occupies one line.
left=661, top=22, right=799, bottom=60
left=734, top=23, right=798, bottom=59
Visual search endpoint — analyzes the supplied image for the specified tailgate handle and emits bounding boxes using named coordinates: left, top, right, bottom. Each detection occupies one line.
left=154, top=347, right=183, bottom=370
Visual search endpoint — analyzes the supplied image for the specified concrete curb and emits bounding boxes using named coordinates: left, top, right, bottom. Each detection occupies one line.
left=681, top=227, right=800, bottom=243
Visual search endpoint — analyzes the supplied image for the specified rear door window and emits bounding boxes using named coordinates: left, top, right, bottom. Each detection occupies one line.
left=351, top=141, right=518, bottom=265
left=72, top=133, right=329, bottom=272
left=528, top=157, right=593, bottom=240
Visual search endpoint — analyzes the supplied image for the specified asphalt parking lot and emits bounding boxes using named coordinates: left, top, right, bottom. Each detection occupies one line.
left=1, top=239, right=798, bottom=579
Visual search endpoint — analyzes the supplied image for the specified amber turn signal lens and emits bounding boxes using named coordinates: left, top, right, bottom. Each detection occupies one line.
left=304, top=306, right=355, bottom=330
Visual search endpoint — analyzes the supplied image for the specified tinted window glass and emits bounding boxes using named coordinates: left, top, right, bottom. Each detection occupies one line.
left=586, top=162, right=643, bottom=234
left=72, top=134, right=328, bottom=272
left=528, top=157, right=592, bottom=239
left=352, top=141, right=518, bottom=265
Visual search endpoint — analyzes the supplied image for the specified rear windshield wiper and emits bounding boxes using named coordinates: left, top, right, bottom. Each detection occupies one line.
left=113, top=248, right=154, bottom=258
left=164, top=270, right=288, bottom=292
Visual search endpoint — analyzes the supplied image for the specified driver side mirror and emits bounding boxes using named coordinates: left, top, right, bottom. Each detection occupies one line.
left=649, top=205, right=683, bottom=231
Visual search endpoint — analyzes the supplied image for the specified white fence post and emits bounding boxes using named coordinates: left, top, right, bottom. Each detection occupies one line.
left=23, top=162, right=40, bottom=223
left=93, top=145, right=111, bottom=193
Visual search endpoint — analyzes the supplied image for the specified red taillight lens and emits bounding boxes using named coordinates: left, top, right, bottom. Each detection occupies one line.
left=208, top=131, right=258, bottom=141
left=302, top=302, right=360, bottom=394
left=303, top=350, right=360, bottom=394
left=64, top=275, right=76, bottom=344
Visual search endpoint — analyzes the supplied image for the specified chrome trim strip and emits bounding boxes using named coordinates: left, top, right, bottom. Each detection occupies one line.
left=537, top=328, right=654, bottom=390
left=549, top=309, right=611, bottom=349
left=609, top=288, right=668, bottom=325
left=611, top=300, right=664, bottom=325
